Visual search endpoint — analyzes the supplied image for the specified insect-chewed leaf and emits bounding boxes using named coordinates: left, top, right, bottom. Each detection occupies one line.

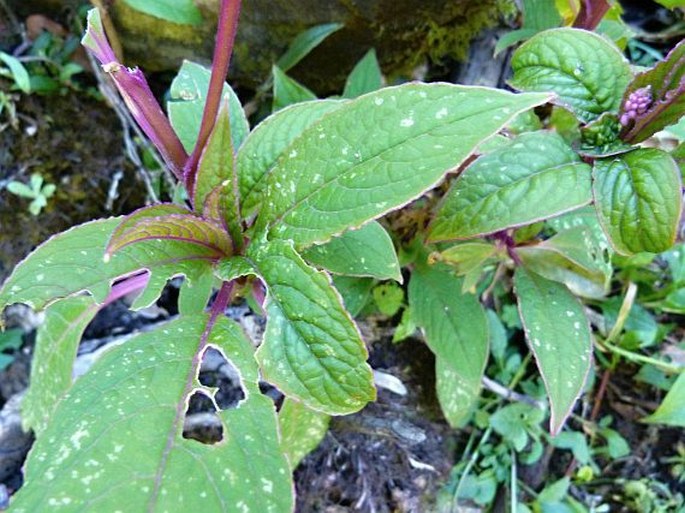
left=256, top=83, right=552, bottom=248
left=514, top=267, right=592, bottom=435
left=167, top=60, right=248, bottom=153
left=592, top=148, right=683, bottom=255
left=0, top=217, right=218, bottom=313
left=301, top=221, right=401, bottom=281
left=409, top=264, right=489, bottom=427
left=428, top=131, right=592, bottom=242
left=510, top=28, right=631, bottom=123
left=249, top=239, right=376, bottom=415
left=238, top=99, right=345, bottom=218
left=106, top=213, right=233, bottom=258
left=10, top=315, right=294, bottom=512
left=22, top=295, right=98, bottom=435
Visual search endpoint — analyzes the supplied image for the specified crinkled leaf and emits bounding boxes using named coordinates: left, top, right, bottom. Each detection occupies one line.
left=517, top=226, right=611, bottom=299
left=272, top=65, right=317, bottom=111
left=279, top=398, right=330, bottom=467
left=10, top=316, right=293, bottom=512
left=514, top=267, right=592, bottom=434
left=302, top=221, right=400, bottom=281
left=621, top=39, right=685, bottom=143
left=22, top=295, right=98, bottom=435
left=0, top=218, right=217, bottom=313
left=195, top=101, right=243, bottom=247
left=214, top=256, right=257, bottom=283
left=592, top=148, right=682, bottom=255
left=643, top=373, right=685, bottom=426
left=276, top=23, right=343, bottom=73
left=343, top=49, right=383, bottom=99
left=168, top=61, right=248, bottom=153
left=107, top=213, right=233, bottom=258
left=249, top=239, right=375, bottom=415
left=258, top=83, right=552, bottom=247
left=429, top=131, right=592, bottom=241
left=122, top=0, right=202, bottom=25
left=238, top=99, right=345, bottom=217
left=409, top=264, right=489, bottom=427
left=510, top=28, right=631, bottom=123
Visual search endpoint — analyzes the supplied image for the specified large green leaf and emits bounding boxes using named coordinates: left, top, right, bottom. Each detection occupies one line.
left=643, top=372, right=685, bottom=427
left=510, top=28, right=631, bottom=123
left=238, top=100, right=345, bottom=218
left=167, top=61, right=249, bottom=153
left=249, top=239, right=375, bottom=415
left=428, top=131, right=592, bottom=241
left=409, top=264, right=489, bottom=427
left=279, top=398, right=330, bottom=468
left=514, top=268, right=592, bottom=435
left=517, top=226, right=611, bottom=299
left=0, top=218, right=216, bottom=313
left=301, top=221, right=401, bottom=281
left=256, top=84, right=551, bottom=247
left=592, top=148, right=683, bottom=255
left=22, top=295, right=98, bottom=435
left=122, top=0, right=202, bottom=25
left=10, top=316, right=293, bottom=512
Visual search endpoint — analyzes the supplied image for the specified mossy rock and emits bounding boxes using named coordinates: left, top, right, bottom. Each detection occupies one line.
left=111, top=0, right=515, bottom=92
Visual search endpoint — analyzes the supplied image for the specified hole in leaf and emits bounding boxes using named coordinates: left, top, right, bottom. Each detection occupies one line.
left=198, top=346, right=246, bottom=410
left=182, top=390, right=224, bottom=445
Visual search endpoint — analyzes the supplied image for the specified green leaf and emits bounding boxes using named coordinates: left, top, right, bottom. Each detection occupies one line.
left=372, top=282, right=404, bottom=317
left=654, top=0, right=685, bottom=8
left=249, top=239, right=375, bottom=415
left=177, top=266, right=214, bottom=316
left=331, top=276, right=373, bottom=317
left=592, top=148, right=683, bottom=255
left=122, top=0, right=202, bottom=25
left=276, top=23, right=343, bottom=73
left=436, top=241, right=499, bottom=279
left=302, top=221, right=400, bottom=281
left=168, top=61, right=249, bottom=153
left=106, top=213, right=233, bottom=258
left=428, top=131, right=592, bottom=241
left=259, top=83, right=552, bottom=248
left=494, top=0, right=562, bottom=55
left=272, top=65, right=317, bottom=111
left=643, top=372, right=685, bottom=426
left=22, top=296, right=98, bottom=435
left=0, top=218, right=216, bottom=313
left=343, top=49, right=383, bottom=99
left=238, top=99, right=344, bottom=218
left=279, top=398, right=330, bottom=468
left=195, top=101, right=243, bottom=247
left=409, top=264, right=489, bottom=427
left=510, top=28, right=631, bottom=123
left=214, top=256, right=257, bottom=283
left=514, top=268, right=592, bottom=434
left=10, top=316, right=293, bottom=512
left=517, top=226, right=611, bottom=299
left=6, top=181, right=36, bottom=199
left=0, top=51, right=31, bottom=93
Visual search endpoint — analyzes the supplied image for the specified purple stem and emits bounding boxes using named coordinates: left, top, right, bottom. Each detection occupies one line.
left=104, top=271, right=150, bottom=307
left=184, top=0, right=243, bottom=196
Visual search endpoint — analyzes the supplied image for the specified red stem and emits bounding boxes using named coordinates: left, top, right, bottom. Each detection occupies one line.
left=184, top=0, right=243, bottom=196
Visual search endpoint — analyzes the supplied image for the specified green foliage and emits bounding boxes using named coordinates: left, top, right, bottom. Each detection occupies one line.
left=3, top=6, right=685, bottom=510
left=6, top=173, right=56, bottom=216
left=122, top=0, right=202, bottom=25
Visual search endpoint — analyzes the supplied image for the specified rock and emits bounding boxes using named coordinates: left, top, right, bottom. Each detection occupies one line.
left=109, top=0, right=514, bottom=92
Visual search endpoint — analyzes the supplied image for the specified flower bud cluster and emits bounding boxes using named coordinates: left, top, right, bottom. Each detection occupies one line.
left=619, top=86, right=652, bottom=126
